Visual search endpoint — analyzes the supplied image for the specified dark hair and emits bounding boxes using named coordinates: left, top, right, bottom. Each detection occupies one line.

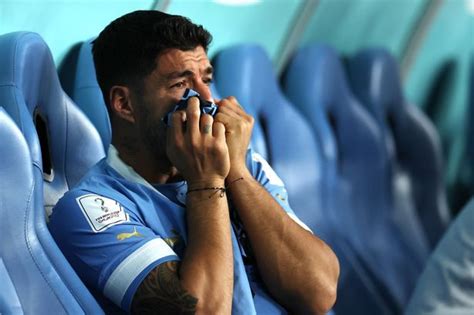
left=92, top=10, right=212, bottom=108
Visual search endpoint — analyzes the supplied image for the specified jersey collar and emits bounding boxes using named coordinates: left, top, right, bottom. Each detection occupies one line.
left=106, top=145, right=156, bottom=192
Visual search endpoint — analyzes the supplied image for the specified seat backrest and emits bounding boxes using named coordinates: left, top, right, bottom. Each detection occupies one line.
left=0, top=32, right=105, bottom=216
left=347, top=48, right=449, bottom=249
left=283, top=44, right=388, bottom=242
left=213, top=44, right=324, bottom=230
left=282, top=44, right=427, bottom=308
left=59, top=38, right=111, bottom=150
left=211, top=50, right=269, bottom=160
left=0, top=108, right=103, bottom=314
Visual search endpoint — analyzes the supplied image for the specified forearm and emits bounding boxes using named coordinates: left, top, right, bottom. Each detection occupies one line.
left=179, top=182, right=233, bottom=314
left=227, top=171, right=339, bottom=314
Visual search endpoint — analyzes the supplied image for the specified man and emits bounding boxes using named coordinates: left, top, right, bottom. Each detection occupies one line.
left=49, top=10, right=339, bottom=314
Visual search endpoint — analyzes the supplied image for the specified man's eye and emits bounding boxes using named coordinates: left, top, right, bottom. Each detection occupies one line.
left=171, top=81, right=186, bottom=89
left=203, top=78, right=213, bottom=85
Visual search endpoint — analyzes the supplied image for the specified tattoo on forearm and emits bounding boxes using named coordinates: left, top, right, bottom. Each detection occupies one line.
left=131, top=261, right=198, bottom=315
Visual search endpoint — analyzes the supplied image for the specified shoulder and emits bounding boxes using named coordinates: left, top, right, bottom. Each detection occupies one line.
left=52, top=159, right=139, bottom=217
left=49, top=162, right=138, bottom=237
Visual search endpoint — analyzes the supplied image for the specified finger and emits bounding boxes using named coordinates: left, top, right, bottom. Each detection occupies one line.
left=214, top=111, right=234, bottom=129
left=186, top=96, right=201, bottom=136
left=217, top=96, right=247, bottom=115
left=167, top=111, right=186, bottom=145
left=214, top=109, right=255, bottom=134
left=212, top=121, right=226, bottom=139
left=217, top=97, right=255, bottom=126
left=217, top=103, right=242, bottom=119
left=200, top=113, right=213, bottom=135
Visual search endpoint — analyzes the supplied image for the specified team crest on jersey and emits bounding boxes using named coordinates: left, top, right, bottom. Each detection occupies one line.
left=76, top=194, right=129, bottom=232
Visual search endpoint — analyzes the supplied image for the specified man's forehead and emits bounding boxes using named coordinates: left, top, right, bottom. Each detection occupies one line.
left=156, top=47, right=211, bottom=74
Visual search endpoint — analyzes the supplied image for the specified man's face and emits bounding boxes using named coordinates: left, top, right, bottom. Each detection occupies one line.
left=133, top=46, right=214, bottom=162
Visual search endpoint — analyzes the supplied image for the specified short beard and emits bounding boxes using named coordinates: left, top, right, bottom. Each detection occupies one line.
left=137, top=101, right=171, bottom=167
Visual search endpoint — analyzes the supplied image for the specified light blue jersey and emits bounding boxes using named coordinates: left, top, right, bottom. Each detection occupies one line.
left=49, top=146, right=310, bottom=314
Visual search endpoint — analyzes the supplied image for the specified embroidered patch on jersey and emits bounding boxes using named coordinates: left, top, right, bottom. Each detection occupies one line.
left=76, top=194, right=129, bottom=233
left=251, top=152, right=284, bottom=186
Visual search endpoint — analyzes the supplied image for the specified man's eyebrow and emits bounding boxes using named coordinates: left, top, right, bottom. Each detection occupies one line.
left=165, top=70, right=194, bottom=80
left=165, top=66, right=213, bottom=81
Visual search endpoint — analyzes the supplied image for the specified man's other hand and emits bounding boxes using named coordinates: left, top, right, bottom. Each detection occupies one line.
left=214, top=96, right=254, bottom=181
left=166, top=96, right=230, bottom=186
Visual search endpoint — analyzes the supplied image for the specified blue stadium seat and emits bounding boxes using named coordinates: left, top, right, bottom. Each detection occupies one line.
left=347, top=48, right=449, bottom=249
left=0, top=32, right=105, bottom=216
left=0, top=31, right=104, bottom=313
left=0, top=107, right=103, bottom=314
left=212, top=44, right=398, bottom=314
left=282, top=44, right=428, bottom=309
left=59, top=38, right=111, bottom=150
left=211, top=52, right=267, bottom=158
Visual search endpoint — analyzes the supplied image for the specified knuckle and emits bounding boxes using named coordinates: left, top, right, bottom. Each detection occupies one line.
left=188, top=96, right=200, bottom=106
left=211, top=141, right=225, bottom=154
left=189, top=137, right=200, bottom=149
left=171, top=111, right=181, bottom=121
left=219, top=99, right=230, bottom=107
left=201, top=113, right=213, bottom=123
left=246, top=115, right=254, bottom=125
left=214, top=112, right=224, bottom=121
left=187, top=101, right=200, bottom=113
left=213, top=121, right=224, bottom=129
left=187, top=110, right=200, bottom=120
left=205, top=141, right=216, bottom=152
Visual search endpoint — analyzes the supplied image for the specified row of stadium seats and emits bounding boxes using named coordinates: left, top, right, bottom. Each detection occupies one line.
left=0, top=30, right=458, bottom=314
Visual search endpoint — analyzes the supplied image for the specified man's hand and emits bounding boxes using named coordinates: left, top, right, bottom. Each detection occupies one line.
left=214, top=96, right=254, bottom=181
left=166, top=97, right=230, bottom=186
left=163, top=96, right=234, bottom=314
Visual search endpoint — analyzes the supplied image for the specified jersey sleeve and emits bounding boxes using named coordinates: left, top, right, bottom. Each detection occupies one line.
left=48, top=190, right=179, bottom=312
left=246, top=149, right=312, bottom=232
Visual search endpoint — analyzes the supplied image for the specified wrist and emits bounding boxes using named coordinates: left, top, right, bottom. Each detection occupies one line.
left=226, top=163, right=251, bottom=183
left=186, top=177, right=227, bottom=200
left=187, top=177, right=226, bottom=191
left=226, top=167, right=251, bottom=186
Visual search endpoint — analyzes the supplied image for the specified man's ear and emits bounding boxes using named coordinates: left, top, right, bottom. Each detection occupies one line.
left=109, top=85, right=135, bottom=123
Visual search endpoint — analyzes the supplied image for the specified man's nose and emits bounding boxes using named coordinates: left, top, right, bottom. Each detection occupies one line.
left=193, top=81, right=213, bottom=102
